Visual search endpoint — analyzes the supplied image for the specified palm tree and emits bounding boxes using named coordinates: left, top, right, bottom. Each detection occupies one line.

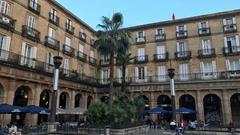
left=94, top=13, right=130, bottom=109
left=117, top=53, right=134, bottom=92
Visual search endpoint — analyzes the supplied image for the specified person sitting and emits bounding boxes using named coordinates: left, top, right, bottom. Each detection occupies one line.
left=227, top=121, right=236, bottom=132
left=170, top=120, right=176, bottom=131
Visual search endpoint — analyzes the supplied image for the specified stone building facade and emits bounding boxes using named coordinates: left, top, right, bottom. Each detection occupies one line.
left=0, top=0, right=239, bottom=126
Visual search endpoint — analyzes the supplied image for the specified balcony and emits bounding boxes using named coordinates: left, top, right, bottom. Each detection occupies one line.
left=176, top=31, right=188, bottom=39
left=155, top=34, right=166, bottom=42
left=198, top=49, right=216, bottom=58
left=223, top=24, right=237, bottom=33
left=28, top=0, right=41, bottom=15
left=89, top=57, right=97, bottom=66
left=22, top=25, right=40, bottom=42
left=223, top=46, right=240, bottom=56
left=65, top=23, right=75, bottom=35
left=90, top=39, right=95, bottom=46
left=0, top=13, right=15, bottom=31
left=49, top=13, right=59, bottom=26
left=198, top=28, right=211, bottom=36
left=100, top=59, right=110, bottom=66
left=226, top=70, right=240, bottom=79
left=45, top=36, right=60, bottom=50
left=63, top=44, right=75, bottom=56
left=135, top=37, right=146, bottom=44
left=79, top=32, right=87, bottom=42
left=175, top=51, right=191, bottom=60
left=134, top=55, right=148, bottom=64
left=77, top=51, right=87, bottom=62
left=153, top=53, right=169, bottom=62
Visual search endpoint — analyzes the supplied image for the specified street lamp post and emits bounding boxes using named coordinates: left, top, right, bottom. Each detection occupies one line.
left=168, top=68, right=176, bottom=121
left=49, top=56, right=62, bottom=123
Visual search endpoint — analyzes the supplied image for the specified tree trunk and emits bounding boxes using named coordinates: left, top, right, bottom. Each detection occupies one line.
left=109, top=52, right=114, bottom=110
left=121, top=64, right=126, bottom=92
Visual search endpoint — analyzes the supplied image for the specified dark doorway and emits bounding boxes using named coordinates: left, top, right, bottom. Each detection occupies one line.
left=75, top=94, right=82, bottom=107
left=157, top=95, right=171, bottom=122
left=179, top=94, right=196, bottom=121
left=230, top=93, right=240, bottom=127
left=59, top=92, right=68, bottom=109
left=38, top=90, right=50, bottom=124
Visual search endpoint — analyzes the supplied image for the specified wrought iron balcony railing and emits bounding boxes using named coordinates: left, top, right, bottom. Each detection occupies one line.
left=49, top=13, right=59, bottom=26
left=175, top=51, right=191, bottom=60
left=0, top=13, right=15, bottom=31
left=65, top=23, right=75, bottom=35
left=63, top=44, right=75, bottom=56
left=223, top=46, right=240, bottom=56
left=45, top=36, right=60, bottom=50
left=22, top=25, right=40, bottom=42
left=89, top=56, right=97, bottom=66
left=198, top=48, right=216, bottom=58
left=28, top=0, right=41, bottom=15
left=77, top=51, right=87, bottom=62
left=79, top=32, right=87, bottom=42
left=135, top=37, right=146, bottom=44
left=198, top=28, right=211, bottom=36
left=134, top=55, right=148, bottom=64
left=100, top=59, right=110, bottom=66
left=176, top=31, right=188, bottom=39
left=155, top=34, right=166, bottom=42
left=223, top=24, right=237, bottom=33
left=153, top=53, right=169, bottom=62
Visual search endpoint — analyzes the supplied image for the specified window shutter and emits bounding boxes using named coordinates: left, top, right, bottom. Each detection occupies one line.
left=65, top=37, right=71, bottom=46
left=135, top=67, right=138, bottom=82
left=79, top=44, right=84, bottom=52
left=201, top=40, right=205, bottom=50
left=198, top=22, right=202, bottom=29
left=212, top=61, right=217, bottom=78
left=2, top=36, right=10, bottom=51
left=118, top=68, right=121, bottom=80
left=176, top=26, right=179, bottom=32
left=136, top=32, right=139, bottom=38
left=184, top=25, right=187, bottom=31
left=176, top=42, right=180, bottom=52
left=100, top=70, right=103, bottom=83
left=224, top=37, right=228, bottom=47
left=144, top=66, right=147, bottom=82
left=223, top=19, right=227, bottom=25
left=21, top=42, right=26, bottom=56
left=207, top=40, right=211, bottom=48
left=206, top=21, right=209, bottom=27
left=225, top=60, right=231, bottom=71
left=233, top=17, right=236, bottom=24
left=30, top=47, right=37, bottom=67
left=200, top=62, right=204, bottom=73
left=235, top=35, right=240, bottom=46
left=155, top=29, right=159, bottom=35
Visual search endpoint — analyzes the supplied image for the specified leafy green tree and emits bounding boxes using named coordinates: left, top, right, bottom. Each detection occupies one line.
left=94, top=13, right=130, bottom=109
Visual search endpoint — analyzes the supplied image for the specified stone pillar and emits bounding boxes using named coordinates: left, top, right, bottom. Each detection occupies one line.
left=222, top=90, right=232, bottom=126
left=29, top=84, right=41, bottom=126
left=70, top=90, right=76, bottom=108
left=175, top=94, right=180, bottom=121
left=196, top=91, right=204, bottom=122
left=150, top=92, right=157, bottom=122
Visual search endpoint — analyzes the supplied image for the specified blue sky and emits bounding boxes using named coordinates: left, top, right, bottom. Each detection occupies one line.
left=57, top=0, right=240, bottom=29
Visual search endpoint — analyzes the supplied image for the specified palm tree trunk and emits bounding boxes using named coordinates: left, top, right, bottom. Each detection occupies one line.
left=121, top=64, right=126, bottom=92
left=109, top=52, right=114, bottom=109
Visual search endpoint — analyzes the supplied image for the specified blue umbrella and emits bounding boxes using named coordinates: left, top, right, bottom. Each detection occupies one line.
left=22, top=105, right=50, bottom=114
left=176, top=107, right=196, bottom=114
left=0, top=104, right=26, bottom=114
left=145, top=107, right=169, bottom=114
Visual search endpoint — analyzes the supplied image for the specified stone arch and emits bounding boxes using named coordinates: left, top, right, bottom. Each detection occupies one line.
left=75, top=93, right=82, bottom=107
left=179, top=94, right=196, bottom=121
left=59, top=92, right=70, bottom=109
left=203, top=94, right=223, bottom=126
left=230, top=93, right=240, bottom=126
left=87, top=95, right=93, bottom=108
left=157, top=95, right=172, bottom=122
left=38, top=89, right=50, bottom=124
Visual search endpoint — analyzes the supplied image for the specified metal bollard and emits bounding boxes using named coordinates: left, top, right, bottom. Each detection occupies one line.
left=105, top=125, right=111, bottom=135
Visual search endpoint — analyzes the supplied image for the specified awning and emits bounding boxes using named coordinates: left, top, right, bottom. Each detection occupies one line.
left=144, top=107, right=169, bottom=114
left=176, top=107, right=196, bottom=114
left=0, top=104, right=27, bottom=114
left=22, top=105, right=50, bottom=114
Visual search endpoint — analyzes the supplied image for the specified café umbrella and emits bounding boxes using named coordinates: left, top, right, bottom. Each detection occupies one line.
left=0, top=104, right=26, bottom=114
left=176, top=107, right=196, bottom=114
left=145, top=107, right=169, bottom=114
left=22, top=105, right=50, bottom=114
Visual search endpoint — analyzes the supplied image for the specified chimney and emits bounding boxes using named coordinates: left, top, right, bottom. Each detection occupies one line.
left=172, top=13, right=175, bottom=21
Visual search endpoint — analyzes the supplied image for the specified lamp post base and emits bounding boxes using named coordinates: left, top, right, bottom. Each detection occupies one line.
left=46, top=122, right=60, bottom=133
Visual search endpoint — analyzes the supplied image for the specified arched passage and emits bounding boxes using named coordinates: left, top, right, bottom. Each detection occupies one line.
left=230, top=93, right=240, bottom=126
left=0, top=84, right=4, bottom=103
left=157, top=95, right=171, bottom=122
left=87, top=96, right=93, bottom=108
left=136, top=95, right=150, bottom=110
left=75, top=94, right=82, bottom=107
left=179, top=94, right=196, bottom=121
left=12, top=86, right=32, bottom=126
left=203, top=94, right=222, bottom=126
left=38, top=90, right=50, bottom=124
left=100, top=96, right=109, bottom=105
left=59, top=92, right=69, bottom=109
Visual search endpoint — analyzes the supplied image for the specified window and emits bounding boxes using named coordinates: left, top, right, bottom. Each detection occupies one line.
left=135, top=66, right=147, bottom=82
left=200, top=61, right=217, bottom=79
left=78, top=64, right=83, bottom=74
left=223, top=17, right=237, bottom=31
left=63, top=59, right=69, bottom=75
left=89, top=68, right=94, bottom=77
left=137, top=31, right=144, bottom=38
left=29, top=0, right=38, bottom=10
left=199, top=21, right=208, bottom=28
left=178, top=25, right=185, bottom=31
left=177, top=42, right=187, bottom=57
left=101, top=69, right=110, bottom=84
left=0, top=0, right=10, bottom=15
left=158, top=66, right=166, bottom=81
left=45, top=52, right=54, bottom=72
left=224, top=35, right=240, bottom=53
left=89, top=50, right=95, bottom=63
left=156, top=46, right=166, bottom=59
left=50, top=8, right=57, bottom=21
left=0, top=34, right=11, bottom=60
left=117, top=67, right=128, bottom=83
left=48, top=27, right=55, bottom=38
left=66, top=19, right=72, bottom=29
left=201, top=39, right=211, bottom=54
left=176, top=25, right=187, bottom=37
left=137, top=48, right=145, bottom=61
left=27, top=16, right=36, bottom=28
left=156, top=28, right=164, bottom=35
left=179, top=63, right=189, bottom=80
left=101, top=55, right=109, bottom=64
left=65, top=37, right=71, bottom=46
left=20, top=42, right=37, bottom=67
left=79, top=44, right=84, bottom=52
left=90, top=50, right=94, bottom=58
left=226, top=60, right=240, bottom=71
